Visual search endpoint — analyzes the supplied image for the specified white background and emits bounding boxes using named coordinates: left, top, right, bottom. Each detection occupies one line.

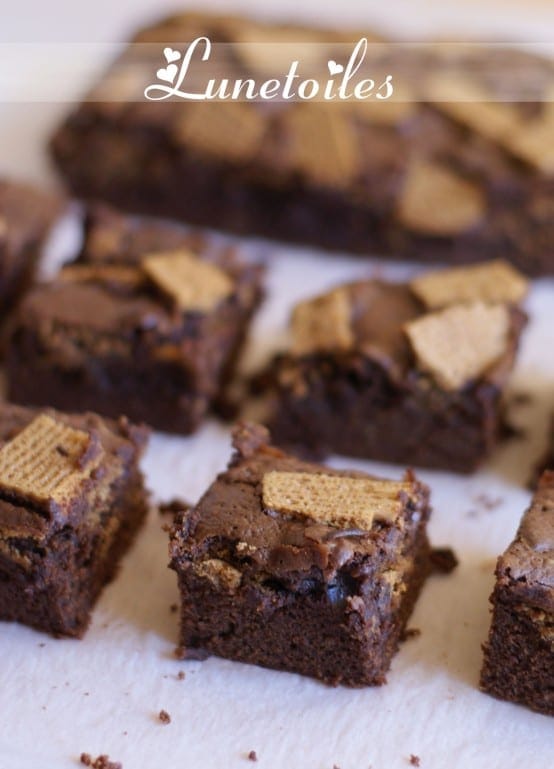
left=0, top=2, right=553, bottom=768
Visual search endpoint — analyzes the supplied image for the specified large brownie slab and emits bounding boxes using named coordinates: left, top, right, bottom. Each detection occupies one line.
left=480, top=471, right=554, bottom=716
left=0, top=403, right=149, bottom=638
left=50, top=12, right=553, bottom=275
left=169, top=423, right=432, bottom=686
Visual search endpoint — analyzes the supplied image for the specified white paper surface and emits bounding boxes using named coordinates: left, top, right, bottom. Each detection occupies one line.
left=1, top=2, right=553, bottom=768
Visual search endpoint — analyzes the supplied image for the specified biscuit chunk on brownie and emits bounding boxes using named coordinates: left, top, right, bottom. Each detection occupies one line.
left=0, top=403, right=149, bottom=637
left=169, top=423, right=432, bottom=686
left=6, top=205, right=264, bottom=434
left=262, top=260, right=527, bottom=473
left=480, top=471, right=554, bottom=716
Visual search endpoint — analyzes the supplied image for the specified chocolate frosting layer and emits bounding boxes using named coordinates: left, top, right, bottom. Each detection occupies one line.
left=178, top=423, right=429, bottom=586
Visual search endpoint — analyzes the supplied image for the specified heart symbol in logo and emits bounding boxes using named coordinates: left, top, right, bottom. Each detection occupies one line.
left=164, top=47, right=181, bottom=64
left=328, top=60, right=344, bottom=76
left=157, top=64, right=178, bottom=84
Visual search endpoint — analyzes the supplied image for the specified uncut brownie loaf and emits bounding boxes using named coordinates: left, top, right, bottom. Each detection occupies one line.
left=260, top=260, right=528, bottom=473
left=50, top=12, right=553, bottom=275
left=170, top=422, right=432, bottom=686
left=480, top=471, right=554, bottom=716
left=0, top=178, right=62, bottom=321
left=0, top=403, right=149, bottom=638
left=6, top=205, right=264, bottom=434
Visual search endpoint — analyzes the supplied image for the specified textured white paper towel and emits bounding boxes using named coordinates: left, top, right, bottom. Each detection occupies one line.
left=0, top=2, right=553, bottom=768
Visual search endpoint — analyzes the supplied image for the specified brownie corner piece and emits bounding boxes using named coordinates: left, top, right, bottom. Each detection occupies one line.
left=480, top=470, right=554, bottom=716
left=263, top=260, right=528, bottom=472
left=6, top=206, right=264, bottom=434
left=0, top=177, right=63, bottom=317
left=0, top=403, right=149, bottom=638
left=169, top=422, right=432, bottom=686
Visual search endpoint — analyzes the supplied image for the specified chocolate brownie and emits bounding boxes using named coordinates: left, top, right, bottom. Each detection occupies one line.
left=480, top=471, right=554, bottom=716
left=169, top=423, right=432, bottom=686
left=260, top=260, right=528, bottom=473
left=535, top=417, right=554, bottom=483
left=0, top=403, right=149, bottom=638
left=50, top=12, right=553, bottom=275
left=6, top=207, right=264, bottom=433
left=0, top=178, right=62, bottom=320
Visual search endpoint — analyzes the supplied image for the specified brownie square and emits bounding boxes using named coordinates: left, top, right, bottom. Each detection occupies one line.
left=50, top=12, right=553, bottom=275
left=0, top=178, right=62, bottom=320
left=6, top=206, right=264, bottom=433
left=534, top=417, right=554, bottom=484
left=169, top=423, right=432, bottom=686
left=480, top=471, right=554, bottom=716
left=0, top=403, right=149, bottom=638
left=261, top=260, right=528, bottom=473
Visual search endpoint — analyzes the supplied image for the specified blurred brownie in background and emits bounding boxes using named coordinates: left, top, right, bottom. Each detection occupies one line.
left=0, top=178, right=62, bottom=321
left=50, top=12, right=553, bottom=274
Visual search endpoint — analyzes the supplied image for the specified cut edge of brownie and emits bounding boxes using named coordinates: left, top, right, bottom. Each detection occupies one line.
left=479, top=470, right=554, bottom=716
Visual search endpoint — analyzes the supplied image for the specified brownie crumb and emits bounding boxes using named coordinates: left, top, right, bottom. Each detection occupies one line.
left=169, top=603, right=178, bottom=614
left=158, top=709, right=171, bottom=724
left=472, top=493, right=503, bottom=511
left=177, top=671, right=186, bottom=680
left=79, top=755, right=122, bottom=769
left=409, top=755, right=421, bottom=766
left=247, top=750, right=258, bottom=762
left=430, top=547, right=458, bottom=574
left=401, top=627, right=421, bottom=642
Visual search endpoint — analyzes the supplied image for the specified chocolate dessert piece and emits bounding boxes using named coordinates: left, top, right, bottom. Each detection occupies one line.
left=480, top=471, right=554, bottom=716
left=0, top=178, right=62, bottom=320
left=261, top=260, right=528, bottom=473
left=50, top=12, right=553, bottom=275
left=534, top=417, right=554, bottom=483
left=0, top=403, right=149, bottom=638
left=169, top=423, right=432, bottom=686
left=6, top=207, right=264, bottom=433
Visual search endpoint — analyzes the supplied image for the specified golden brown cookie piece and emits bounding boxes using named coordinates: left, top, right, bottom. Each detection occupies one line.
left=194, top=558, right=242, bottom=592
left=397, top=160, right=485, bottom=236
left=284, top=104, right=358, bottom=189
left=291, top=287, right=353, bottom=355
left=410, top=260, right=528, bottom=310
left=173, top=101, right=266, bottom=164
left=404, top=301, right=510, bottom=390
left=0, top=414, right=103, bottom=513
left=262, top=470, right=413, bottom=529
left=142, top=249, right=233, bottom=312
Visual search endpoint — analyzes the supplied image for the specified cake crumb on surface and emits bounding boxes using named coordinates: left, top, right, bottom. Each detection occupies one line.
left=177, top=671, right=186, bottom=680
left=429, top=547, right=458, bottom=574
left=79, top=754, right=122, bottom=769
left=247, top=750, right=258, bottom=761
left=409, top=755, right=421, bottom=766
left=159, top=709, right=171, bottom=724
